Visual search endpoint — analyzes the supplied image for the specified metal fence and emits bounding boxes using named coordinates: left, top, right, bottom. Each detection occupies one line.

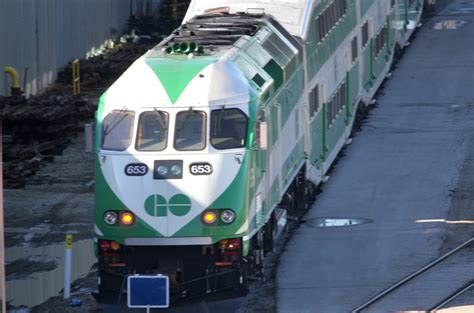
left=0, top=0, right=137, bottom=96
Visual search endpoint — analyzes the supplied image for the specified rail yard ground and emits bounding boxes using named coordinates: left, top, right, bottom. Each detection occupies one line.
left=3, top=0, right=471, bottom=312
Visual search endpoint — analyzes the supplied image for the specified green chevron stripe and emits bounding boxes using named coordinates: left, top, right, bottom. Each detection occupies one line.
left=145, top=57, right=217, bottom=104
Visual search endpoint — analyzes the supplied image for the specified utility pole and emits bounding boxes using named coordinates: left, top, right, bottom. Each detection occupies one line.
left=0, top=121, right=6, bottom=313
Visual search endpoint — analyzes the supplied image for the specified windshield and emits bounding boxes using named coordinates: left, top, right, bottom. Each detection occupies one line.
left=174, top=110, right=206, bottom=151
left=211, top=108, right=248, bottom=149
left=101, top=110, right=135, bottom=151
left=136, top=110, right=169, bottom=151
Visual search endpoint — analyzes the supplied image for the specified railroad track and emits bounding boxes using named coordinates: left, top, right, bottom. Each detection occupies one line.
left=352, top=238, right=474, bottom=313
left=430, top=281, right=474, bottom=312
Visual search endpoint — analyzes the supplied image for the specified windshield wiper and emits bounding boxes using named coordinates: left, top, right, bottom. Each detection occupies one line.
left=103, top=108, right=129, bottom=136
left=176, top=108, right=198, bottom=131
left=153, top=108, right=167, bottom=129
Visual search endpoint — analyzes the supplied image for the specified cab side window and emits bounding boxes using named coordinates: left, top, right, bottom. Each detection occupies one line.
left=211, top=109, right=248, bottom=150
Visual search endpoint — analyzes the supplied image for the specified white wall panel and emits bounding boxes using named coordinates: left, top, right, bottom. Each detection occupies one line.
left=0, top=0, right=132, bottom=96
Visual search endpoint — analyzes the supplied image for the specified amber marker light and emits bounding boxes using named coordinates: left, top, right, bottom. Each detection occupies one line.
left=202, top=211, right=217, bottom=224
left=120, top=211, right=135, bottom=225
left=110, top=241, right=121, bottom=251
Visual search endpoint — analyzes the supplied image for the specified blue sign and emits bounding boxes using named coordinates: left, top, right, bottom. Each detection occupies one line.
left=127, top=275, right=169, bottom=308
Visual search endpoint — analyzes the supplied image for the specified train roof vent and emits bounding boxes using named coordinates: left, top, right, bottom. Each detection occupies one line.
left=262, top=33, right=294, bottom=66
left=262, top=33, right=297, bottom=78
left=170, top=14, right=262, bottom=46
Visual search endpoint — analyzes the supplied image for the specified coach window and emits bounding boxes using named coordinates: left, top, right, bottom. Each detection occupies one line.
left=174, top=110, right=206, bottom=151
left=317, top=17, right=324, bottom=42
left=362, top=21, right=370, bottom=48
left=309, top=85, right=320, bottom=119
left=101, top=110, right=135, bottom=151
left=136, top=110, right=169, bottom=151
left=211, top=108, right=248, bottom=150
left=327, top=99, right=334, bottom=127
left=351, top=36, right=358, bottom=62
left=375, top=25, right=388, bottom=57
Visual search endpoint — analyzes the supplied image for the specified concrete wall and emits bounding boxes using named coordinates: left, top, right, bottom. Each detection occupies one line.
left=0, top=0, right=136, bottom=96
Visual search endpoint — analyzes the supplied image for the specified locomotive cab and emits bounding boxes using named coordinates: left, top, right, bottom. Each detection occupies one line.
left=95, top=57, right=257, bottom=298
left=94, top=10, right=294, bottom=302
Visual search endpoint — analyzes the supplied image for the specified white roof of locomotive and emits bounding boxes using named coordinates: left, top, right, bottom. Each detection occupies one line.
left=183, top=0, right=315, bottom=40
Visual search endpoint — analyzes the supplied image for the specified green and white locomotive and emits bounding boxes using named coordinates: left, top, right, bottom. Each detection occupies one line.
left=95, top=0, right=425, bottom=299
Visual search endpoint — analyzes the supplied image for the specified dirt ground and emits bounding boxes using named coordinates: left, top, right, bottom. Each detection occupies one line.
left=4, top=129, right=95, bottom=249
left=4, top=118, right=96, bottom=311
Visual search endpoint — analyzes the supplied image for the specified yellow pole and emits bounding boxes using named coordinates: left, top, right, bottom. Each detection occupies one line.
left=66, top=234, right=73, bottom=249
left=4, top=67, right=21, bottom=95
left=64, top=234, right=73, bottom=299
left=72, top=60, right=81, bottom=95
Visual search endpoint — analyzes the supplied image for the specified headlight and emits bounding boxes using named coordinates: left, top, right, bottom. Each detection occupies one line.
left=220, top=209, right=236, bottom=224
left=157, top=165, right=168, bottom=176
left=104, top=211, right=118, bottom=225
left=171, top=165, right=182, bottom=175
left=154, top=160, right=183, bottom=180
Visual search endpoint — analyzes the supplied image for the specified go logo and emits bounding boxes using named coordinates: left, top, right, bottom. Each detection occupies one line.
left=144, top=194, right=191, bottom=217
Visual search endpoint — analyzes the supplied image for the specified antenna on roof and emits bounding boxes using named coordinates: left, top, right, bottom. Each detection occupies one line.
left=204, top=6, right=230, bottom=15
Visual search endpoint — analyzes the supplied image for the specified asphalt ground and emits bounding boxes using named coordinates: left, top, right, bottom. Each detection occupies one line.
left=277, top=0, right=474, bottom=312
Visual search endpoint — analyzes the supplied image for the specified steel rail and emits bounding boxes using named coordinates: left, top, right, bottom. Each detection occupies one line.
left=430, top=282, right=474, bottom=312
left=351, top=237, right=474, bottom=313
